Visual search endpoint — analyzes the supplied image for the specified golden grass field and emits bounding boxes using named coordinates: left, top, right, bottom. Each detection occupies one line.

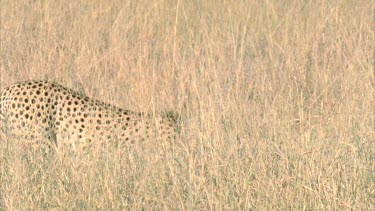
left=0, top=0, right=374, bottom=210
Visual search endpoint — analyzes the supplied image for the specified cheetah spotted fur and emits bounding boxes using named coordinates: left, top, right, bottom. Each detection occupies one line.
left=0, top=80, right=179, bottom=151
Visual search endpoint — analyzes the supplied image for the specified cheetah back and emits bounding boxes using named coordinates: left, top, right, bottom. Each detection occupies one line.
left=0, top=80, right=178, bottom=151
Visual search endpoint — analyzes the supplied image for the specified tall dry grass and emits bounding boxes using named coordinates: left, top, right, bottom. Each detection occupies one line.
left=0, top=0, right=374, bottom=210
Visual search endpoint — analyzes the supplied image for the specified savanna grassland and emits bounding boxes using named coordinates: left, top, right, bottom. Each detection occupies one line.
left=0, top=0, right=374, bottom=210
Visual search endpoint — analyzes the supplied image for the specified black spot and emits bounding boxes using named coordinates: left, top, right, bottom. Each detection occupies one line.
left=36, top=90, right=41, bottom=95
left=97, top=120, right=101, bottom=124
left=44, top=92, right=48, bottom=96
left=96, top=126, right=100, bottom=130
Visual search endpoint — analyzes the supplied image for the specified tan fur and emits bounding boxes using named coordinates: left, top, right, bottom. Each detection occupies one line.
left=0, top=80, right=179, bottom=151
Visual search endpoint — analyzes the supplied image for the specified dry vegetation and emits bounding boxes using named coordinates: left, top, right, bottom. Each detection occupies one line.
left=0, top=0, right=374, bottom=210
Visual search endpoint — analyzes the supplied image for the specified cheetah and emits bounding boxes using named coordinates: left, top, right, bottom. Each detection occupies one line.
left=0, top=80, right=179, bottom=152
